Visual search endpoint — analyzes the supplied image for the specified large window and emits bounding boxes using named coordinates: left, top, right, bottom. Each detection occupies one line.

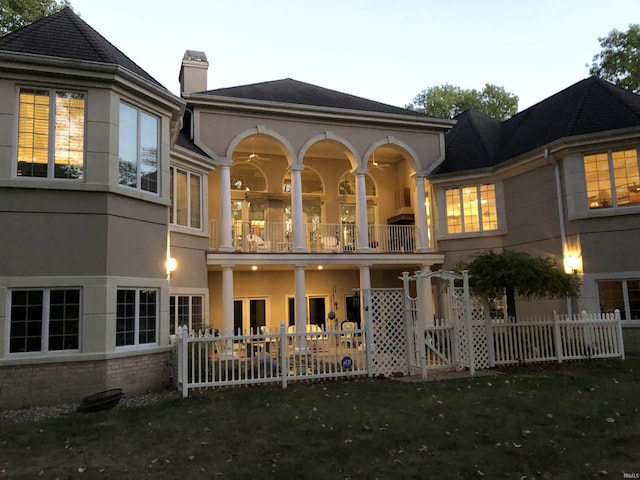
left=169, top=295, right=204, bottom=335
left=116, top=289, right=157, bottom=347
left=17, top=89, right=85, bottom=179
left=9, top=288, right=80, bottom=353
left=584, top=149, right=640, bottom=209
left=598, top=280, right=640, bottom=321
left=445, top=184, right=497, bottom=234
left=118, top=103, right=159, bottom=193
left=170, top=167, right=202, bottom=229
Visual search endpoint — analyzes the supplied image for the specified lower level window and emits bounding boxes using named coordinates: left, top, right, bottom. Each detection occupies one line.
left=169, top=295, right=204, bottom=334
left=116, top=289, right=157, bottom=346
left=9, top=288, right=80, bottom=353
left=598, top=279, right=640, bottom=321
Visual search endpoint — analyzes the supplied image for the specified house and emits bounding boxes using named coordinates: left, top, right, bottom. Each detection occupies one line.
left=431, top=78, right=640, bottom=328
left=1, top=8, right=639, bottom=408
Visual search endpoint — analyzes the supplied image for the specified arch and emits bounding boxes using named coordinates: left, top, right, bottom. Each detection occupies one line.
left=362, top=136, right=422, bottom=175
left=225, top=126, right=297, bottom=167
left=298, top=131, right=361, bottom=171
left=229, top=162, right=268, bottom=192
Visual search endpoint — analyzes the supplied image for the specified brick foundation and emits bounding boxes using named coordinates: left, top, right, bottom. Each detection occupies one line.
left=623, top=328, right=640, bottom=357
left=0, top=351, right=171, bottom=410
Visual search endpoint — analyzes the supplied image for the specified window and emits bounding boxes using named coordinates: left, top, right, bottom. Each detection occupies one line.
left=445, top=184, right=497, bottom=234
left=17, top=89, right=85, bottom=179
left=230, top=163, right=266, bottom=192
left=118, top=103, right=159, bottom=193
left=169, top=295, right=204, bottom=335
left=9, top=288, right=80, bottom=353
left=170, top=167, right=202, bottom=229
left=598, top=280, right=640, bottom=321
left=338, top=172, right=377, bottom=196
left=116, top=289, right=157, bottom=347
left=283, top=168, right=324, bottom=194
left=584, top=149, right=640, bottom=209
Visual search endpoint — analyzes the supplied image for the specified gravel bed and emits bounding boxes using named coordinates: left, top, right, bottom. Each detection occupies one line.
left=0, top=390, right=181, bottom=425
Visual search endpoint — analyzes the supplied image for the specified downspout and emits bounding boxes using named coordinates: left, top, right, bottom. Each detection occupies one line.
left=548, top=148, right=573, bottom=316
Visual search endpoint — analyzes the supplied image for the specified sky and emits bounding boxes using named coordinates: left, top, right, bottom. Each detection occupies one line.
left=68, top=0, right=640, bottom=112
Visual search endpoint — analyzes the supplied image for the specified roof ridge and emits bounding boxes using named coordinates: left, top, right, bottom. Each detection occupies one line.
left=61, top=8, right=115, bottom=63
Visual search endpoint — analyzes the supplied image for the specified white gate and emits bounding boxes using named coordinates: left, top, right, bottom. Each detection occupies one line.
left=400, top=270, right=481, bottom=377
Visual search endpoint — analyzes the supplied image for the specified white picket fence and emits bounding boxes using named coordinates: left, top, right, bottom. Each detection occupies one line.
left=173, top=304, right=625, bottom=396
left=419, top=310, right=625, bottom=373
left=174, top=323, right=367, bottom=397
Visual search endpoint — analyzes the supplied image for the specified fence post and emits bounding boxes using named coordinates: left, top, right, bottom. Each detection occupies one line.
left=553, top=311, right=563, bottom=364
left=462, top=270, right=475, bottom=375
left=413, top=273, right=428, bottom=380
left=280, top=322, right=288, bottom=389
left=363, top=288, right=374, bottom=378
left=483, top=299, right=496, bottom=368
left=614, top=309, right=625, bottom=360
left=180, top=326, right=189, bottom=397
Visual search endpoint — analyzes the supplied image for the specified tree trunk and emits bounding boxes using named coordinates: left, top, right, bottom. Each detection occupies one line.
left=506, top=286, right=517, bottom=320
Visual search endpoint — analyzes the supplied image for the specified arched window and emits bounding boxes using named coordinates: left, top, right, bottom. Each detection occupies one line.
left=283, top=168, right=324, bottom=194
left=338, top=172, right=376, bottom=196
left=230, top=163, right=266, bottom=192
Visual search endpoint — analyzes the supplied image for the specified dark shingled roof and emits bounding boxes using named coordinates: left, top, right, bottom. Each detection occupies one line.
left=201, top=78, right=427, bottom=117
left=436, top=77, right=640, bottom=175
left=175, top=132, right=213, bottom=160
left=0, top=7, right=163, bottom=88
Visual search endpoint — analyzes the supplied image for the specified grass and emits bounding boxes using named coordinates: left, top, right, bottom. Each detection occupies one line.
left=1, top=358, right=640, bottom=479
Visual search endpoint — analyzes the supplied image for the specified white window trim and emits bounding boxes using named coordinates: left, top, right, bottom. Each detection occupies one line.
left=118, top=102, right=160, bottom=195
left=15, top=87, right=86, bottom=181
left=170, top=166, right=203, bottom=231
left=115, top=288, right=159, bottom=350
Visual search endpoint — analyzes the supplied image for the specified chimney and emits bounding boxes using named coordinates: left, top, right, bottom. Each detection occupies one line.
left=179, top=50, right=209, bottom=95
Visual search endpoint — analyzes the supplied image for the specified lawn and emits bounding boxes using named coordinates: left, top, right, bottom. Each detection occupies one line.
left=1, top=358, right=639, bottom=479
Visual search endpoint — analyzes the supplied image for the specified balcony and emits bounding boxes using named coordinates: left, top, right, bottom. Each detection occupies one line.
left=209, top=220, right=420, bottom=254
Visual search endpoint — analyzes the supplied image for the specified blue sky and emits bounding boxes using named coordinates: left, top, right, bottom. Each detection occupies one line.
left=70, top=0, right=640, bottom=112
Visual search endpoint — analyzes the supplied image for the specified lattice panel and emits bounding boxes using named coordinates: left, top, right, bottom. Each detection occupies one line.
left=368, top=289, right=407, bottom=377
left=472, top=323, right=489, bottom=369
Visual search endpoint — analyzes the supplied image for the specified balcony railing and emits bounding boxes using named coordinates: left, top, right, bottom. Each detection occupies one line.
left=208, top=220, right=419, bottom=253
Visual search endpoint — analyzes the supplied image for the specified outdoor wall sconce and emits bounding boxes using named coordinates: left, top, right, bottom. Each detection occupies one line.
left=166, top=257, right=177, bottom=278
left=563, top=253, right=582, bottom=275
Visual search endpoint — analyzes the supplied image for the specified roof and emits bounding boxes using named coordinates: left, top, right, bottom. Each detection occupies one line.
left=200, top=78, right=428, bottom=118
left=0, top=7, right=163, bottom=88
left=436, top=77, right=640, bottom=175
left=175, top=132, right=213, bottom=161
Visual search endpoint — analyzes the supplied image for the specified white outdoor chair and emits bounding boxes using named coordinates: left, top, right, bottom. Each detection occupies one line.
left=340, top=321, right=357, bottom=348
left=247, top=234, right=271, bottom=253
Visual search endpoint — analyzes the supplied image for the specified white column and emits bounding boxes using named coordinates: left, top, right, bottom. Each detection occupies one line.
left=415, top=175, right=429, bottom=252
left=359, top=264, right=371, bottom=325
left=294, top=264, right=309, bottom=352
left=218, top=163, right=234, bottom=252
left=290, top=167, right=306, bottom=253
left=420, top=265, right=434, bottom=326
left=220, top=264, right=235, bottom=358
left=355, top=171, right=370, bottom=252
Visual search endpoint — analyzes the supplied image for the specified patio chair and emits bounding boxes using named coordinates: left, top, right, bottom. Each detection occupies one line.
left=247, top=233, right=271, bottom=253
left=340, top=321, right=357, bottom=348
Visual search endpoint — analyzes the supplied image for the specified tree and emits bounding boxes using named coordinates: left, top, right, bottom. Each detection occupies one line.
left=405, top=83, right=519, bottom=121
left=0, top=0, right=70, bottom=36
left=589, top=24, right=640, bottom=93
left=459, top=250, right=580, bottom=319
